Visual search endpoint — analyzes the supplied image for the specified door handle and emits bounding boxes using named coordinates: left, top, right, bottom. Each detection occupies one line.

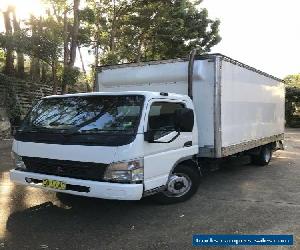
left=184, top=141, right=192, bottom=147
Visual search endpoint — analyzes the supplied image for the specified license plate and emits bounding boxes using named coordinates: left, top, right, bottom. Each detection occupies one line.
left=42, top=179, right=67, bottom=190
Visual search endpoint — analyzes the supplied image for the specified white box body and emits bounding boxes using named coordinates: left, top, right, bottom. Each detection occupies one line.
left=96, top=54, right=284, bottom=158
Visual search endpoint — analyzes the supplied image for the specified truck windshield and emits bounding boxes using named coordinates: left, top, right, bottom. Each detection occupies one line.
left=20, top=95, right=145, bottom=134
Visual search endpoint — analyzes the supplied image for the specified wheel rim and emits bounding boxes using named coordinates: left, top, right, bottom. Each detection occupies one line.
left=163, top=173, right=192, bottom=198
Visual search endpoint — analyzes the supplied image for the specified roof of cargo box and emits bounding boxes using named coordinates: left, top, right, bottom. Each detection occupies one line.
left=96, top=53, right=283, bottom=82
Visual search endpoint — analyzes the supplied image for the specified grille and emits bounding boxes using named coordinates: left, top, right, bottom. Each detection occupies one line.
left=22, top=157, right=108, bottom=181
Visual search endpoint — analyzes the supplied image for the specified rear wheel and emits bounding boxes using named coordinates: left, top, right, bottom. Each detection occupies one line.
left=151, top=165, right=200, bottom=204
left=251, top=145, right=272, bottom=166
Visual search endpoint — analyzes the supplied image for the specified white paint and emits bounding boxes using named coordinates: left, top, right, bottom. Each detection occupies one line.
left=141, top=97, right=198, bottom=190
left=97, top=55, right=284, bottom=153
left=220, top=60, right=285, bottom=147
left=99, top=62, right=192, bottom=86
left=10, top=170, right=143, bottom=200
left=14, top=141, right=117, bottom=164
left=11, top=93, right=199, bottom=197
left=98, top=60, right=214, bottom=148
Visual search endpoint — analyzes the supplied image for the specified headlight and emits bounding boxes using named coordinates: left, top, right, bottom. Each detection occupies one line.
left=11, top=152, right=26, bottom=169
left=104, top=158, right=144, bottom=183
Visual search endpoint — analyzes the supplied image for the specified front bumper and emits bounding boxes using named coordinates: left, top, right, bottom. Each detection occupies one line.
left=10, top=169, right=143, bottom=200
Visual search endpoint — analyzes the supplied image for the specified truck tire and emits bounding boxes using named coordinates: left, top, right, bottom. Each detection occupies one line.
left=251, top=145, right=272, bottom=166
left=56, top=192, right=79, bottom=205
left=151, top=165, right=200, bottom=204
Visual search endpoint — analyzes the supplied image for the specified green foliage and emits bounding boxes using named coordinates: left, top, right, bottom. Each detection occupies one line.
left=285, top=86, right=300, bottom=127
left=0, top=12, right=63, bottom=68
left=0, top=0, right=221, bottom=93
left=284, top=74, right=300, bottom=88
left=62, top=66, right=81, bottom=86
left=284, top=74, right=300, bottom=127
left=28, top=16, right=63, bottom=64
left=0, top=49, right=4, bottom=64
left=84, top=0, right=221, bottom=64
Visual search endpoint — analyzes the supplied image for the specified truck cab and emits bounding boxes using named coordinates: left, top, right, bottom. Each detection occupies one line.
left=10, top=91, right=200, bottom=204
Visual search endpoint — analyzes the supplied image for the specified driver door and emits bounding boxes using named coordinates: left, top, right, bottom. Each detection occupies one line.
left=143, top=99, right=196, bottom=191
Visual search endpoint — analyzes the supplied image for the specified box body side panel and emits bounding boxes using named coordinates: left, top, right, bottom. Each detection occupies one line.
left=220, top=59, right=285, bottom=148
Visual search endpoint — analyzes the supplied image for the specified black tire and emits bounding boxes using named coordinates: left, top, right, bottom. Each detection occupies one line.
left=151, top=165, right=200, bottom=205
left=251, top=145, right=272, bottom=166
left=56, top=192, right=79, bottom=205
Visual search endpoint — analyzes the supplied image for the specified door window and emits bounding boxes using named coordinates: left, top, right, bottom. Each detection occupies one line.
left=148, top=102, right=184, bottom=139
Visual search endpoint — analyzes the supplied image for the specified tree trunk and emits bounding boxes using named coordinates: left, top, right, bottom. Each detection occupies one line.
left=4, top=49, right=14, bottom=76
left=63, top=9, right=69, bottom=67
left=16, top=53, right=25, bottom=78
left=109, top=0, right=116, bottom=53
left=52, top=60, right=58, bottom=94
left=41, top=62, right=47, bottom=82
left=12, top=8, right=24, bottom=77
left=69, top=0, right=80, bottom=66
left=29, top=16, right=40, bottom=82
left=136, top=34, right=145, bottom=63
left=95, top=44, right=99, bottom=67
left=3, top=9, right=14, bottom=76
left=30, top=57, right=40, bottom=82
left=62, top=8, right=69, bottom=94
left=62, top=0, right=80, bottom=94
left=94, top=23, right=100, bottom=68
left=78, top=44, right=91, bottom=92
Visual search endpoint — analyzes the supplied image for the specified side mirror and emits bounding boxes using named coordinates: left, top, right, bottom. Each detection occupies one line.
left=174, top=108, right=194, bottom=132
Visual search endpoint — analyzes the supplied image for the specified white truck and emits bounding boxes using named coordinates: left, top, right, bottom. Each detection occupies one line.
left=10, top=53, right=285, bottom=204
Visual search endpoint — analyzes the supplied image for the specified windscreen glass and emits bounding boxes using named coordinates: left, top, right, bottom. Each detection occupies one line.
left=21, top=95, right=145, bottom=134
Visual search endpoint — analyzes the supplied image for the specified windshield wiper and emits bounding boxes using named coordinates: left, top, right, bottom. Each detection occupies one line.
left=67, top=129, right=135, bottom=136
left=19, top=125, right=69, bottom=134
left=65, top=113, right=108, bottom=135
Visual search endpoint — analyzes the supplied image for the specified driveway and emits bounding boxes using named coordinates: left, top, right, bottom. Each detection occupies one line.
left=0, top=129, right=299, bottom=249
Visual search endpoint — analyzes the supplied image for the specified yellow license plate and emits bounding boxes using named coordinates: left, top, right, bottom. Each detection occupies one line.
left=42, top=179, right=67, bottom=190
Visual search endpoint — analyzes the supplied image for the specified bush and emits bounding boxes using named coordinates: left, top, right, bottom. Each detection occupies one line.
left=286, top=87, right=300, bottom=127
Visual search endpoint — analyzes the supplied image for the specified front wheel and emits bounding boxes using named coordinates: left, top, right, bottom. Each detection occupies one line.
left=151, top=165, right=200, bottom=204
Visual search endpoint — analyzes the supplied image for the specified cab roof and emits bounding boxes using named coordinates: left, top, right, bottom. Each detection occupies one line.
left=43, top=91, right=190, bottom=101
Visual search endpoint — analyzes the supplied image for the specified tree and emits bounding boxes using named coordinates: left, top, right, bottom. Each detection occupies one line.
left=11, top=7, right=25, bottom=77
left=29, top=16, right=42, bottom=81
left=285, top=86, right=300, bottom=126
left=41, top=1, right=67, bottom=93
left=0, top=0, right=221, bottom=95
left=2, top=7, right=14, bottom=75
left=61, top=0, right=81, bottom=94
left=85, top=0, right=221, bottom=65
left=284, top=74, right=300, bottom=126
left=132, top=0, right=220, bottom=61
left=284, top=74, right=300, bottom=88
